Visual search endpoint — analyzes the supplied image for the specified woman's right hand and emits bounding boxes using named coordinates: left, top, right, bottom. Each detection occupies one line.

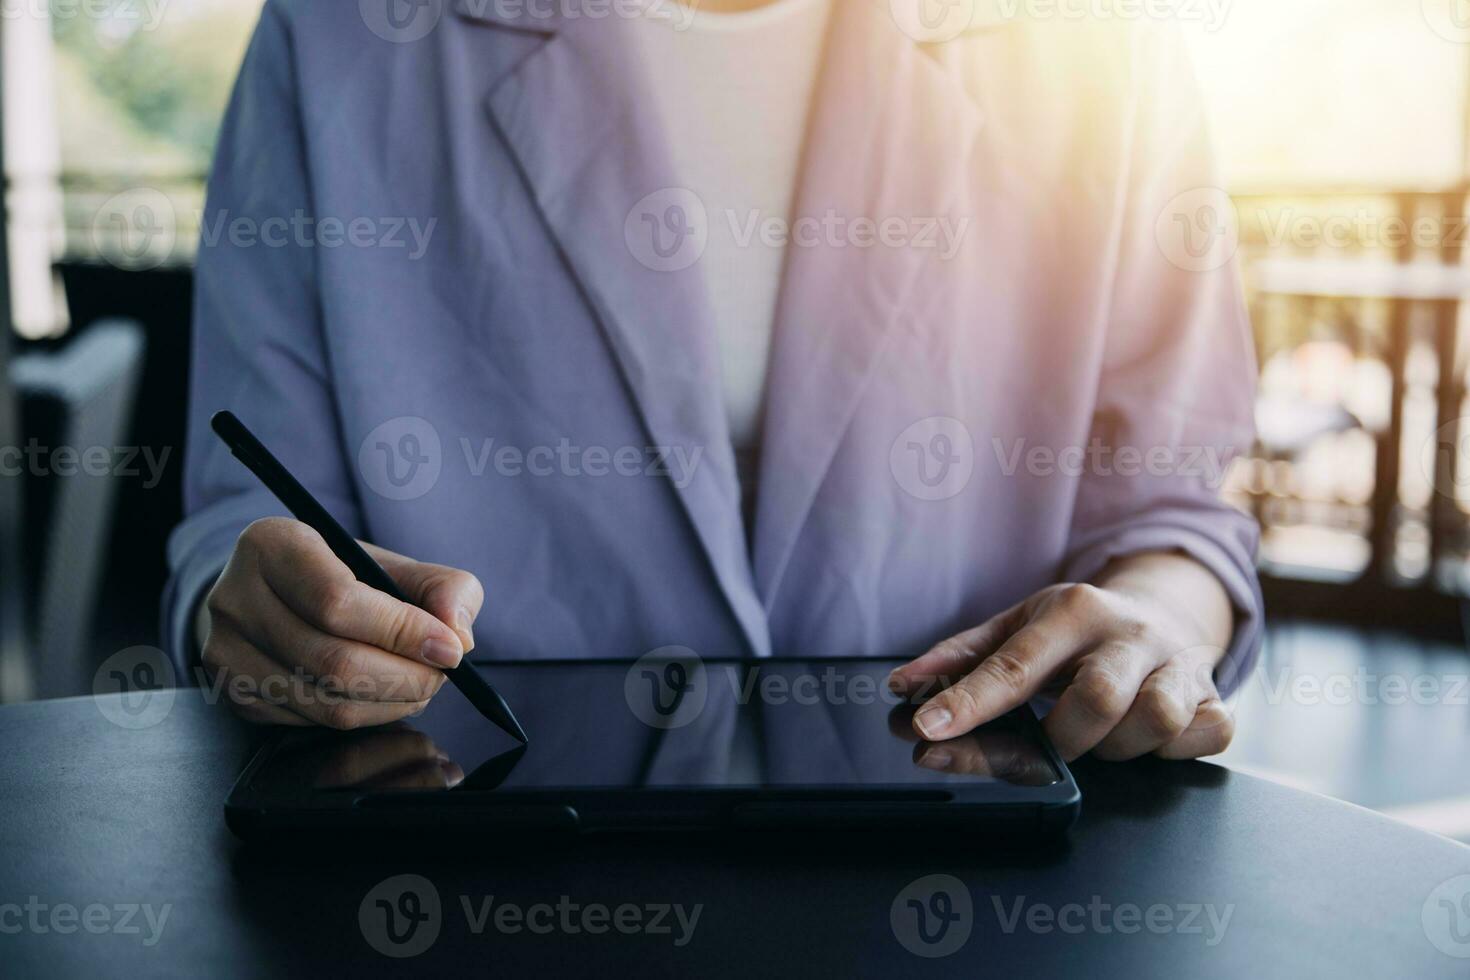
left=199, top=517, right=483, bottom=728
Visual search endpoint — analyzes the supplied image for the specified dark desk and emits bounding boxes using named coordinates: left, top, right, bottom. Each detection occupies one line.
left=2, top=691, right=1469, bottom=978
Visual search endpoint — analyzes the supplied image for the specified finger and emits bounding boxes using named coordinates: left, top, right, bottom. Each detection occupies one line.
left=201, top=632, right=309, bottom=718
left=204, top=635, right=434, bottom=730
left=889, top=602, right=1024, bottom=698
left=366, top=543, right=484, bottom=653
left=1093, top=659, right=1212, bottom=762
left=250, top=524, right=466, bottom=669
left=238, top=585, right=446, bottom=703
left=912, top=617, right=1082, bottom=741
left=292, top=686, right=437, bottom=731
left=1155, top=699, right=1235, bottom=760
left=1043, top=642, right=1161, bottom=761
left=231, top=698, right=311, bottom=727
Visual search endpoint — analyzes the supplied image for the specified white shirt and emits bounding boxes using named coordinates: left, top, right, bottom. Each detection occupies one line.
left=635, top=0, right=834, bottom=475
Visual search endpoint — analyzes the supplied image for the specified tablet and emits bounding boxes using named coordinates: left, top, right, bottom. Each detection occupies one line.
left=225, top=657, right=1080, bottom=839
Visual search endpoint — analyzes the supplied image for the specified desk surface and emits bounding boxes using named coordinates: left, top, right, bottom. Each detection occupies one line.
left=3, top=691, right=1469, bottom=978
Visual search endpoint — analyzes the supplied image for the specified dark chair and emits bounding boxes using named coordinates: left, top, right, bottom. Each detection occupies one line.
left=11, top=319, right=145, bottom=697
left=0, top=314, right=21, bottom=703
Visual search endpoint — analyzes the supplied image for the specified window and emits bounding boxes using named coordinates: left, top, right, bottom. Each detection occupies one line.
left=5, top=0, right=263, bottom=337
left=1188, top=0, right=1468, bottom=189
left=1187, top=1, right=1470, bottom=586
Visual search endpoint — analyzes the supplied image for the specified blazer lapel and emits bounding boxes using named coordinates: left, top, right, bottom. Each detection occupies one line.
left=455, top=0, right=770, bottom=656
left=751, top=0, right=986, bottom=606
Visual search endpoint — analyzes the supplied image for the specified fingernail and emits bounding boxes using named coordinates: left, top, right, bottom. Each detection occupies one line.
left=440, top=760, right=464, bottom=788
left=457, top=607, right=476, bottom=653
left=422, top=637, right=462, bottom=669
left=886, top=668, right=904, bottom=693
left=915, top=706, right=952, bottom=740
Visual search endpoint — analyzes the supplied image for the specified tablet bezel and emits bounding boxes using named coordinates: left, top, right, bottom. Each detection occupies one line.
left=225, top=657, right=1082, bottom=839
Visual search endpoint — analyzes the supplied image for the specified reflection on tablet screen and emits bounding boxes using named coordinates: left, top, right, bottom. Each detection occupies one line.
left=249, top=660, right=1061, bottom=796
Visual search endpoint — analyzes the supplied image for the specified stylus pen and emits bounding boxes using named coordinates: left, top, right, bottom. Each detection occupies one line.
left=210, top=410, right=529, bottom=744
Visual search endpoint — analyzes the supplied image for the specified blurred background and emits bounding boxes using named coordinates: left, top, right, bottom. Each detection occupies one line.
left=5, top=0, right=1470, bottom=834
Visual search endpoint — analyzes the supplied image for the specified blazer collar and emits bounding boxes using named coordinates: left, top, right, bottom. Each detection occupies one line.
left=456, top=0, right=986, bottom=630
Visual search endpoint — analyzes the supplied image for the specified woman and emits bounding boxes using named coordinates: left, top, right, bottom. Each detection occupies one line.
left=168, top=0, right=1260, bottom=762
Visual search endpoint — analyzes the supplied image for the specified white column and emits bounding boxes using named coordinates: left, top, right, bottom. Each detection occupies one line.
left=3, top=6, right=70, bottom=339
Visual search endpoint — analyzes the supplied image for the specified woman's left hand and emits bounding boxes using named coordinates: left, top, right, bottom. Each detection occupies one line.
left=887, top=552, right=1238, bottom=762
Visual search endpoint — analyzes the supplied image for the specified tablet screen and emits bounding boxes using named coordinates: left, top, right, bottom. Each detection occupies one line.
left=245, top=658, right=1061, bottom=798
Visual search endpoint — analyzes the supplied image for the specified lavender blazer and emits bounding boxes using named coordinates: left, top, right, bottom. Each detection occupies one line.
left=165, top=0, right=1263, bottom=689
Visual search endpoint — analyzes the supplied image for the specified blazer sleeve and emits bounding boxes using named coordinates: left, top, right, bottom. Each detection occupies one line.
left=1059, top=24, right=1263, bottom=697
left=161, top=1, right=361, bottom=674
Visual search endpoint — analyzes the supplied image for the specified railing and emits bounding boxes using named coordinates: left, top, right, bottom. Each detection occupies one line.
left=57, top=173, right=207, bottom=270
left=1229, top=187, right=1470, bottom=626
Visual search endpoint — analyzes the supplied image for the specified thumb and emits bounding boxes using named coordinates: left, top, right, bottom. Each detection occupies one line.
left=363, top=543, right=484, bottom=653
